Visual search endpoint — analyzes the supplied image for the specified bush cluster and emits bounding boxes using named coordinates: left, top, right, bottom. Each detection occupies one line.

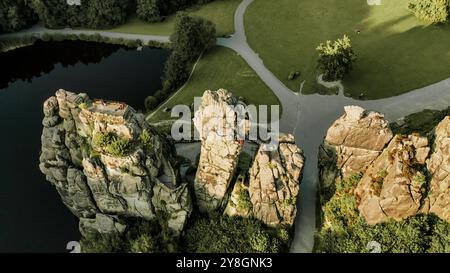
left=93, top=132, right=132, bottom=157
left=182, top=214, right=288, bottom=253
left=408, top=0, right=450, bottom=24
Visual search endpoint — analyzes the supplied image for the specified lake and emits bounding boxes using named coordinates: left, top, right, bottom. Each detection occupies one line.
left=0, top=40, right=169, bottom=252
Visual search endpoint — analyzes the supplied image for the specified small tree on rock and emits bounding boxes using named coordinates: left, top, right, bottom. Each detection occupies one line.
left=316, top=35, right=357, bottom=82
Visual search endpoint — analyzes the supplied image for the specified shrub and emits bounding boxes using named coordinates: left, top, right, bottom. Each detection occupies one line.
left=316, top=35, right=357, bottom=81
left=106, top=136, right=132, bottom=157
left=321, top=173, right=362, bottom=232
left=93, top=132, right=132, bottom=157
left=408, top=0, right=449, bottom=24
left=183, top=214, right=285, bottom=253
left=237, top=187, right=252, bottom=211
left=287, top=71, right=300, bottom=80
left=139, top=129, right=154, bottom=150
left=144, top=95, right=159, bottom=111
left=80, top=232, right=123, bottom=253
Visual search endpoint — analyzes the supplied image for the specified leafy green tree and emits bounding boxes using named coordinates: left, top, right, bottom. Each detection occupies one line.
left=161, top=13, right=215, bottom=91
left=136, top=0, right=162, bottom=22
left=170, top=12, right=216, bottom=61
left=30, top=0, right=73, bottom=28
left=316, top=35, right=357, bottom=82
left=0, top=0, right=37, bottom=33
left=30, top=0, right=129, bottom=29
left=408, top=0, right=449, bottom=24
left=162, top=51, right=190, bottom=91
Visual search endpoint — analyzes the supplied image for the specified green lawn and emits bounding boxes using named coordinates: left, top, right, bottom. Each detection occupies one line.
left=245, top=0, right=450, bottom=99
left=148, top=46, right=280, bottom=122
left=106, top=0, right=241, bottom=37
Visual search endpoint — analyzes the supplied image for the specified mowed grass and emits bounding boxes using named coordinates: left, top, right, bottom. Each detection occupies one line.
left=148, top=46, right=280, bottom=122
left=245, top=0, right=450, bottom=99
left=106, top=0, right=241, bottom=37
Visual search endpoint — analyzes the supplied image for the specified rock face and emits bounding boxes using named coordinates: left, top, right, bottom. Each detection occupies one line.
left=355, top=134, right=430, bottom=224
left=193, top=89, right=244, bottom=212
left=319, top=106, right=450, bottom=225
left=427, top=117, right=450, bottom=222
left=319, top=106, right=393, bottom=195
left=39, top=90, right=192, bottom=237
left=248, top=134, right=304, bottom=226
left=194, top=89, right=305, bottom=227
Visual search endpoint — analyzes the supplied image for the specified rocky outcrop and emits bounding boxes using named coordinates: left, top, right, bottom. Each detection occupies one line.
left=193, top=89, right=245, bottom=212
left=319, top=106, right=450, bottom=225
left=79, top=213, right=127, bottom=239
left=319, top=106, right=393, bottom=196
left=427, top=117, right=450, bottom=222
left=39, top=90, right=192, bottom=236
left=248, top=134, right=304, bottom=226
left=152, top=182, right=192, bottom=236
left=355, top=134, right=430, bottom=224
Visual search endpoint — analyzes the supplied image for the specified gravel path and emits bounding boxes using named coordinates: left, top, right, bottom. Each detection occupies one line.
left=0, top=23, right=170, bottom=44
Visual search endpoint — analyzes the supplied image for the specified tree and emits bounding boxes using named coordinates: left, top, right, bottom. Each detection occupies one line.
left=85, top=0, right=129, bottom=29
left=316, top=35, right=357, bottom=82
left=408, top=0, right=449, bottom=24
left=144, top=95, right=159, bottom=111
left=0, top=0, right=37, bottom=33
left=30, top=0, right=73, bottom=28
left=136, top=0, right=162, bottom=23
left=162, top=13, right=216, bottom=91
left=170, top=12, right=216, bottom=61
left=162, top=51, right=190, bottom=91
left=30, top=0, right=129, bottom=29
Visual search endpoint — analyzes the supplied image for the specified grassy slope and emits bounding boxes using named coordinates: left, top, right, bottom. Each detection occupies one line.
left=106, top=0, right=241, bottom=37
left=245, top=0, right=450, bottom=99
left=148, top=46, right=280, bottom=122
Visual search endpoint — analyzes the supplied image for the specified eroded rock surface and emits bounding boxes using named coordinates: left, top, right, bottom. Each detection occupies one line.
left=319, top=106, right=450, bottom=225
left=355, top=134, right=430, bottom=224
left=193, top=89, right=244, bottom=212
left=249, top=134, right=304, bottom=226
left=319, top=106, right=393, bottom=195
left=39, top=90, right=192, bottom=236
left=427, top=117, right=450, bottom=222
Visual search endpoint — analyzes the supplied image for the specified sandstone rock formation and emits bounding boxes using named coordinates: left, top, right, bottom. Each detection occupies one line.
left=193, top=89, right=245, bottom=212
left=248, top=134, right=304, bottom=226
left=319, top=106, right=450, bottom=225
left=355, top=134, right=430, bottom=224
left=39, top=90, right=192, bottom=237
left=193, top=89, right=305, bottom=227
left=319, top=106, right=393, bottom=196
left=427, top=117, right=450, bottom=222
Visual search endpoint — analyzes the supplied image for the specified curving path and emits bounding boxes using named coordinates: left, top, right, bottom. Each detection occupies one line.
left=2, top=0, right=450, bottom=253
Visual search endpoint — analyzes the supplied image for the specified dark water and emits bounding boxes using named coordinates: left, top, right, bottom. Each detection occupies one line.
left=0, top=40, right=169, bottom=252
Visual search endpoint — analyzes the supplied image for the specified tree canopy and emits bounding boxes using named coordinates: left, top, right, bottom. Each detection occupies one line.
left=316, top=34, right=357, bottom=82
left=408, top=0, right=450, bottom=24
left=0, top=0, right=37, bottom=33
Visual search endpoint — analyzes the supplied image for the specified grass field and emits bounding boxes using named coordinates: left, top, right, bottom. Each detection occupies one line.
left=106, top=0, right=241, bottom=37
left=148, top=46, right=280, bottom=122
left=245, top=0, right=450, bottom=99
